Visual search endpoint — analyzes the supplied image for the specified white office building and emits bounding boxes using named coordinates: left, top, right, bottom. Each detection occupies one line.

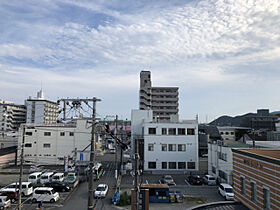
left=18, top=120, right=101, bottom=165
left=25, top=90, right=59, bottom=125
left=131, top=110, right=199, bottom=173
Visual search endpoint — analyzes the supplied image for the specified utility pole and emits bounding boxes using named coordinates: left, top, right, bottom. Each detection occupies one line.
left=114, top=115, right=118, bottom=179
left=134, top=138, right=139, bottom=210
left=88, top=98, right=101, bottom=210
left=18, top=124, right=25, bottom=210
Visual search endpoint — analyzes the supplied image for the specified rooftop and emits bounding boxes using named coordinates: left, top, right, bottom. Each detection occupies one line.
left=240, top=149, right=280, bottom=160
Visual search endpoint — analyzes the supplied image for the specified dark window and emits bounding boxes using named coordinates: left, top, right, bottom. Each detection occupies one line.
left=162, top=162, right=167, bottom=169
left=148, top=128, right=156, bottom=135
left=241, top=177, right=245, bottom=194
left=178, top=144, right=186, bottom=151
left=220, top=132, right=224, bottom=135
left=161, top=144, right=167, bottom=151
left=230, top=132, right=234, bottom=135
left=168, top=144, right=176, bottom=151
left=187, top=162, right=195, bottom=169
left=187, top=128, right=195, bottom=135
left=168, top=128, right=176, bottom=135
left=162, top=128, right=167, bottom=135
left=43, top=143, right=51, bottom=148
left=69, top=132, right=74, bottom=136
left=212, top=166, right=216, bottom=174
left=168, top=162, right=176, bottom=169
left=25, top=143, right=32, bottom=147
left=25, top=132, right=32, bottom=136
left=178, top=128, right=186, bottom=135
left=44, top=132, right=51, bottom=136
left=60, top=132, right=65, bottom=136
left=148, top=162, right=156, bottom=169
left=148, top=144, right=154, bottom=151
left=225, top=132, right=229, bottom=135
left=178, top=162, right=186, bottom=169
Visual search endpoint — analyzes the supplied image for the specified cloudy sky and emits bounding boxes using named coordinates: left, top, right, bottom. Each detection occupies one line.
left=0, top=0, right=279, bottom=122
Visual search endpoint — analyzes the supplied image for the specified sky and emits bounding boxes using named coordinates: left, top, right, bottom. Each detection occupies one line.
left=0, top=0, right=279, bottom=122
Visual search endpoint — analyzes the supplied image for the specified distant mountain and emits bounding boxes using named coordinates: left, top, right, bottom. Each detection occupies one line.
left=210, top=113, right=256, bottom=127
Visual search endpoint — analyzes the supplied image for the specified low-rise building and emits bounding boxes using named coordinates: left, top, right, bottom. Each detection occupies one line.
left=232, top=149, right=280, bottom=210
left=131, top=110, right=198, bottom=173
left=17, top=120, right=101, bottom=165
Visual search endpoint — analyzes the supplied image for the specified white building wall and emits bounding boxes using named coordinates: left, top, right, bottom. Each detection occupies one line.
left=25, top=101, right=32, bottom=124
left=143, top=122, right=198, bottom=172
left=208, top=143, right=233, bottom=184
left=35, top=101, right=45, bottom=124
left=19, top=120, right=93, bottom=165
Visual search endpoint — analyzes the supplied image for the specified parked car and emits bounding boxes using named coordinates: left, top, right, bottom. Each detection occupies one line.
left=5, top=182, right=33, bottom=196
left=0, top=196, right=11, bottom=210
left=0, top=189, right=19, bottom=203
left=44, top=182, right=70, bottom=192
left=94, top=184, right=109, bottom=198
left=203, top=175, right=216, bottom=185
left=32, top=187, right=59, bottom=203
left=218, top=183, right=234, bottom=200
left=64, top=173, right=77, bottom=184
left=187, top=175, right=203, bottom=185
left=52, top=173, right=65, bottom=182
left=161, top=175, right=175, bottom=185
left=28, top=172, right=42, bottom=184
left=40, top=172, right=54, bottom=185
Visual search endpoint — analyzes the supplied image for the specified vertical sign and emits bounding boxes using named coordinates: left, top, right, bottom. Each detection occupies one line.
left=64, top=156, right=68, bottom=172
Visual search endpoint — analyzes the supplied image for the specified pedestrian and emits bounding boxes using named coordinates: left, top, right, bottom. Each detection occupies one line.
left=37, top=201, right=42, bottom=210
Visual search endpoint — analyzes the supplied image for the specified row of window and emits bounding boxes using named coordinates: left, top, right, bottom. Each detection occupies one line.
left=25, top=154, right=55, bottom=157
left=25, top=131, right=74, bottom=137
left=25, top=143, right=50, bottom=148
left=148, top=127, right=195, bottom=135
left=148, top=161, right=195, bottom=169
left=220, top=132, right=234, bottom=135
left=148, top=143, right=188, bottom=152
left=240, top=177, right=270, bottom=209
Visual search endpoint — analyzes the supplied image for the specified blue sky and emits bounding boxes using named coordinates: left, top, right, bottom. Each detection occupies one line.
left=0, top=0, right=279, bottom=122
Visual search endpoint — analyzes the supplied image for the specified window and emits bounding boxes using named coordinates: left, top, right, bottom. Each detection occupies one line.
left=187, top=128, right=195, bottom=135
left=69, top=132, right=74, bottom=136
left=60, top=132, right=65, bottom=136
left=241, top=177, right=245, bottom=194
left=178, top=144, right=186, bottom=151
left=162, top=128, right=167, bottom=135
left=187, top=162, right=195, bottom=169
left=230, top=132, right=234, bottom=135
left=178, top=162, right=186, bottom=169
left=148, top=128, right=156, bottom=135
left=162, top=162, right=167, bottom=169
left=178, top=128, right=186, bottom=135
left=168, top=128, right=176, bottom=135
left=212, top=166, right=216, bottom=174
left=219, top=170, right=227, bottom=181
left=44, top=132, right=51, bottom=136
left=43, top=143, right=51, bottom=148
left=148, top=162, right=156, bottom=169
left=25, top=143, right=32, bottom=148
left=168, top=162, right=176, bottom=169
left=220, top=132, right=224, bottom=135
left=168, top=144, right=176, bottom=151
left=225, top=132, right=229, bottom=135
left=263, top=188, right=270, bottom=209
left=25, top=132, right=32, bottom=136
left=148, top=144, right=154, bottom=151
left=251, top=181, right=256, bottom=202
left=161, top=144, right=167, bottom=151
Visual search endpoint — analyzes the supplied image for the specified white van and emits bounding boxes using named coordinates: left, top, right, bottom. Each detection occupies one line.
left=32, top=187, right=59, bottom=203
left=52, top=173, right=64, bottom=182
left=203, top=175, right=216, bottom=185
left=40, top=172, right=54, bottom=185
left=28, top=172, right=42, bottom=184
left=5, top=182, right=33, bottom=196
left=0, top=196, right=11, bottom=209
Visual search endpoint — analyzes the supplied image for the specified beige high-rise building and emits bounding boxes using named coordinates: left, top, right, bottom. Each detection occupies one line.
left=139, top=71, right=179, bottom=121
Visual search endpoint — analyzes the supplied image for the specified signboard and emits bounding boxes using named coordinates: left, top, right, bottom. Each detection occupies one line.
left=80, top=153, right=84, bottom=161
left=64, top=156, right=68, bottom=172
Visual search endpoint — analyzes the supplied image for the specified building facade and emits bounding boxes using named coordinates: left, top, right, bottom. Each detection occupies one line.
left=139, top=71, right=179, bottom=121
left=18, top=120, right=101, bottom=165
left=0, top=101, right=26, bottom=132
left=232, top=149, right=280, bottom=210
left=131, top=110, right=198, bottom=173
left=25, top=90, right=59, bottom=125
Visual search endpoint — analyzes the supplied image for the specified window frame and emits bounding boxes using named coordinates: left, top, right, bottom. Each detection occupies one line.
left=148, top=143, right=154, bottom=151
left=148, top=162, right=156, bottom=169
left=178, top=144, right=186, bottom=151
left=168, top=144, right=176, bottom=152
left=148, top=128, right=156, bottom=135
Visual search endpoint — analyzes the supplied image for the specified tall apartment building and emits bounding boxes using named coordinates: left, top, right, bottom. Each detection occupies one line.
left=25, top=90, right=59, bottom=125
left=0, top=100, right=26, bottom=132
left=139, top=71, right=179, bottom=121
